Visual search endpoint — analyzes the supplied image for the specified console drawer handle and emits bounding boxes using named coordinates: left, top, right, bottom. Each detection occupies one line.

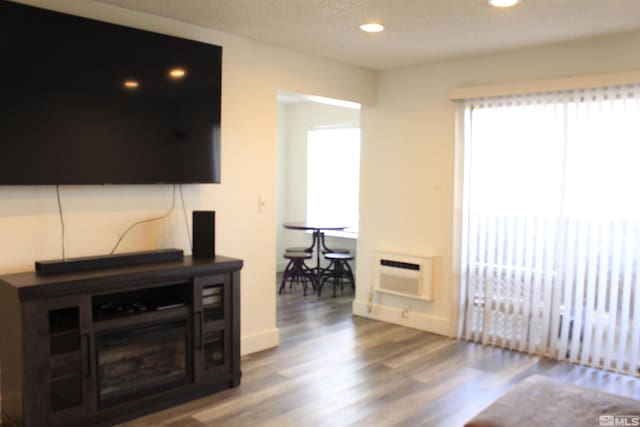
left=196, top=312, right=203, bottom=350
left=83, top=333, right=91, bottom=379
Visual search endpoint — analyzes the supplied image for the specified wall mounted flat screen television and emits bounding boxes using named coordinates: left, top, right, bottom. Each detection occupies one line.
left=0, top=1, right=222, bottom=185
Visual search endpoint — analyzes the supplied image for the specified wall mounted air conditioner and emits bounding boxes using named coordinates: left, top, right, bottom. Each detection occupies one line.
left=373, top=251, right=434, bottom=301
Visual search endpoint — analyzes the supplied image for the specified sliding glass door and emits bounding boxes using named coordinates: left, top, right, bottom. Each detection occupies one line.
left=458, top=85, right=640, bottom=376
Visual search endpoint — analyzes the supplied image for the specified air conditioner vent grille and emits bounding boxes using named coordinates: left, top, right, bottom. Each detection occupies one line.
left=380, top=259, right=420, bottom=270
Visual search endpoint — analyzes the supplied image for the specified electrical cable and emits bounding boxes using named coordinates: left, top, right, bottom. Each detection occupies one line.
left=110, top=185, right=176, bottom=254
left=178, top=184, right=192, bottom=249
left=55, top=185, right=66, bottom=259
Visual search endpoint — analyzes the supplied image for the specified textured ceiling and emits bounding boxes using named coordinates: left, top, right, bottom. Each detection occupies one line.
left=94, top=0, right=640, bottom=70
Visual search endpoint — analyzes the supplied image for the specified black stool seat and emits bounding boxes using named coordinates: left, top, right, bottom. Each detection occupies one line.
left=321, top=248, right=350, bottom=255
left=319, top=252, right=355, bottom=297
left=279, top=251, right=315, bottom=296
left=286, top=246, right=313, bottom=253
left=284, top=251, right=312, bottom=260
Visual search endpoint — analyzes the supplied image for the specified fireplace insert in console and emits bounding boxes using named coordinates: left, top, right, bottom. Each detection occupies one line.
left=91, top=283, right=192, bottom=408
left=97, top=320, right=188, bottom=408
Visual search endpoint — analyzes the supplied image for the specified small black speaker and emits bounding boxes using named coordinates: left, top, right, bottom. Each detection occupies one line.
left=192, top=211, right=215, bottom=258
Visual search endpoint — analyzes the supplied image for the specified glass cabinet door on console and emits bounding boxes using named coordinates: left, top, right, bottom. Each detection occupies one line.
left=193, top=274, right=232, bottom=380
left=23, top=294, right=96, bottom=426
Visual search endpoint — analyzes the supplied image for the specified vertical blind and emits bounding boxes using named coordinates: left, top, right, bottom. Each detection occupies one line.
left=459, top=84, right=640, bottom=376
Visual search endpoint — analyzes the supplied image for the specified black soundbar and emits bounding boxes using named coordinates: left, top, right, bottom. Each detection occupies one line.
left=35, top=249, right=184, bottom=275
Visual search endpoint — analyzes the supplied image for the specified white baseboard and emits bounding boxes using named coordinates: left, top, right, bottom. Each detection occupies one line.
left=241, top=327, right=280, bottom=356
left=352, top=300, right=451, bottom=337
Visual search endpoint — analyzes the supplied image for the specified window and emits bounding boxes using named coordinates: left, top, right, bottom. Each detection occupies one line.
left=459, top=85, right=640, bottom=376
left=306, top=127, right=360, bottom=235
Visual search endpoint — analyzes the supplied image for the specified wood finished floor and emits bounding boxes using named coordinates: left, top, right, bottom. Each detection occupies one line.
left=120, top=279, right=640, bottom=427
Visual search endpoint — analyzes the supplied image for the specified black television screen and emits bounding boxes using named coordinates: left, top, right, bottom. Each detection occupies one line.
left=0, top=1, right=222, bottom=185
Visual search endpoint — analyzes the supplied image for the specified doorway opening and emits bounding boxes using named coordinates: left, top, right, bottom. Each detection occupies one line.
left=275, top=91, right=361, bottom=321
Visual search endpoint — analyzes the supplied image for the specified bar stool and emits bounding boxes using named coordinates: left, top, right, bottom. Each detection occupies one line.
left=279, top=251, right=316, bottom=296
left=318, top=252, right=355, bottom=297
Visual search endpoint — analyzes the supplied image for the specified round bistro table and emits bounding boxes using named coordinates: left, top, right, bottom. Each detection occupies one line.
left=282, top=221, right=350, bottom=287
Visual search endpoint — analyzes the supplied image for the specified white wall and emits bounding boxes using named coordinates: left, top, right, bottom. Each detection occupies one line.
left=3, top=0, right=376, bottom=355
left=276, top=101, right=360, bottom=272
left=275, top=103, right=289, bottom=270
left=355, top=30, right=640, bottom=336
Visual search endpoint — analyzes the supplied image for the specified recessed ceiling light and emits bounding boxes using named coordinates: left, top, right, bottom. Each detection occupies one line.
left=360, top=23, right=384, bottom=33
left=123, top=80, right=139, bottom=89
left=489, top=0, right=519, bottom=7
left=169, top=67, right=186, bottom=79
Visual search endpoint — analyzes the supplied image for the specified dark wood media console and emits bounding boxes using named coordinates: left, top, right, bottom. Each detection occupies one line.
left=0, top=255, right=243, bottom=427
